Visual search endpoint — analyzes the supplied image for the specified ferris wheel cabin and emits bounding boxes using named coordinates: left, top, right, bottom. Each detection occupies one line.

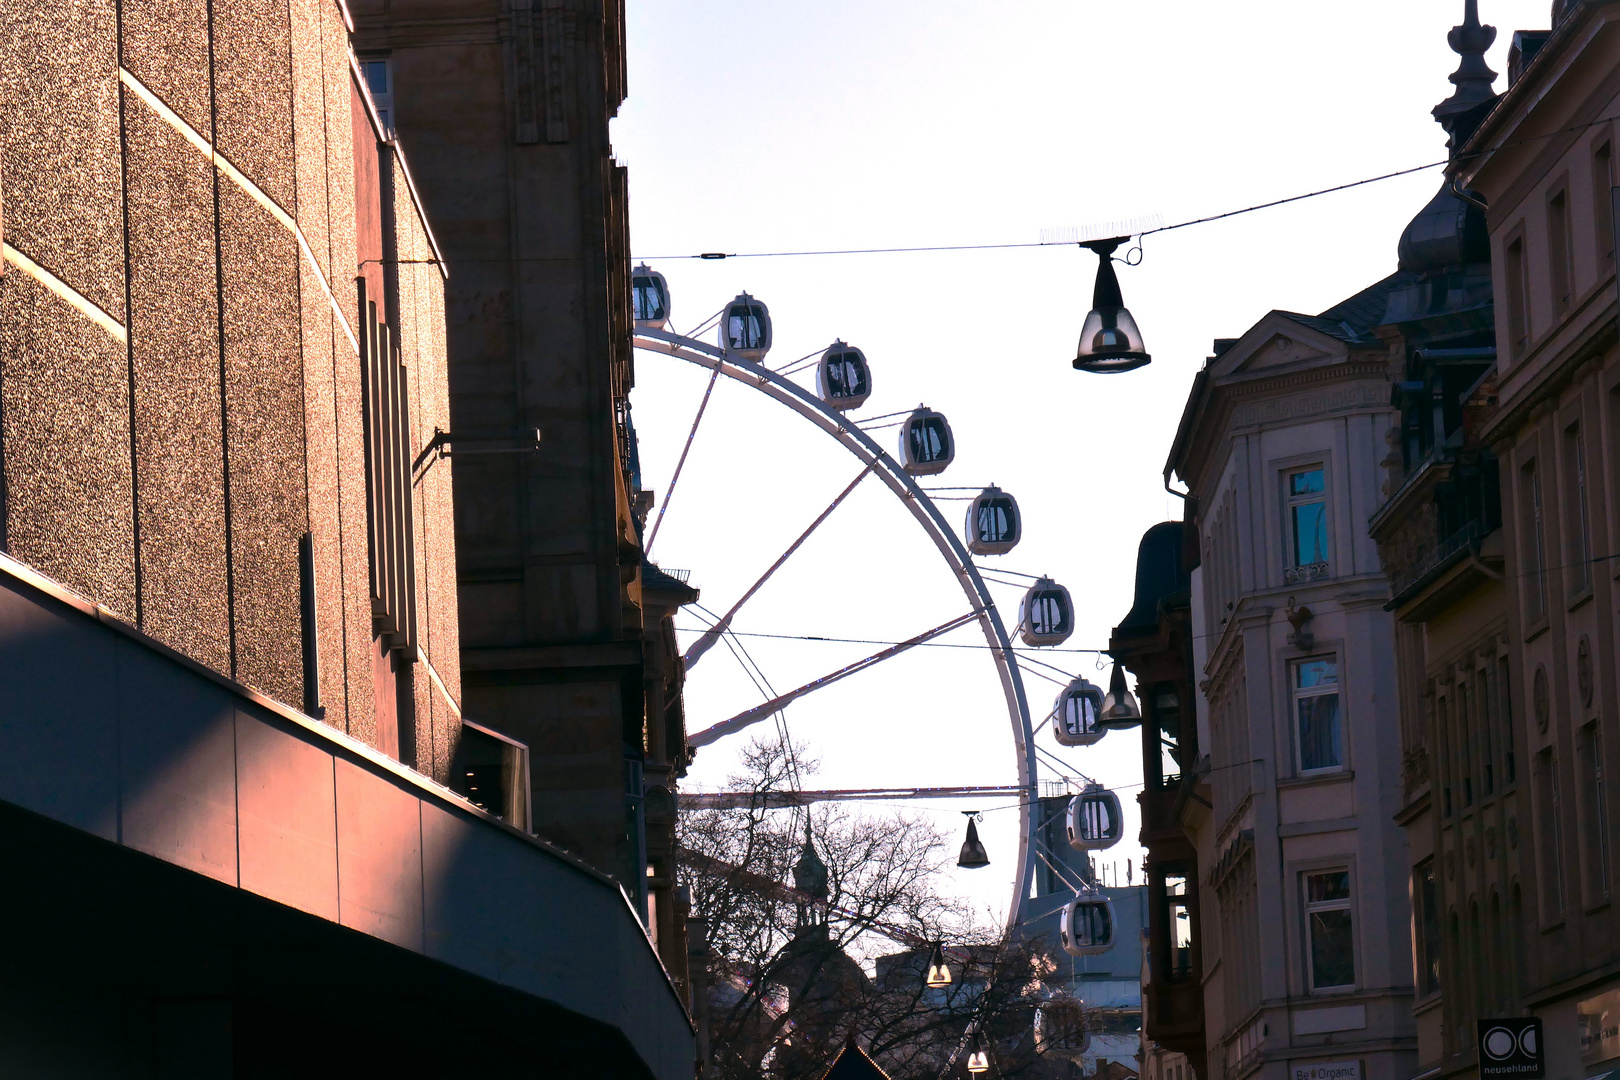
left=1060, top=895, right=1116, bottom=956
left=898, top=407, right=954, bottom=476
left=631, top=264, right=670, bottom=330
left=1051, top=677, right=1104, bottom=746
left=723, top=293, right=772, bottom=362
left=1019, top=577, right=1074, bottom=646
left=965, top=485, right=1020, bottom=555
left=816, top=341, right=872, bottom=411
left=1065, top=783, right=1124, bottom=852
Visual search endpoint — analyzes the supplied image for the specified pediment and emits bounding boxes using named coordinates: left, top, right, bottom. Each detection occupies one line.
left=1209, top=311, right=1350, bottom=380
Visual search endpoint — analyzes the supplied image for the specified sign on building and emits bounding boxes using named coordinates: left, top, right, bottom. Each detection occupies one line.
left=1290, top=1061, right=1361, bottom=1080
left=1580, top=989, right=1620, bottom=1067
left=1478, top=1018, right=1545, bottom=1078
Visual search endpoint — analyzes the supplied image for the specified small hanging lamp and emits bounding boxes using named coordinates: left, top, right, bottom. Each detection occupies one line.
left=1072, top=237, right=1150, bottom=374
left=958, top=813, right=989, bottom=869
left=966, top=1041, right=990, bottom=1075
left=926, top=942, right=953, bottom=988
left=1097, top=660, right=1142, bottom=729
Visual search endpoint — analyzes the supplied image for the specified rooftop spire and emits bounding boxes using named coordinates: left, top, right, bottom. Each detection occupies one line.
left=1433, top=0, right=1498, bottom=153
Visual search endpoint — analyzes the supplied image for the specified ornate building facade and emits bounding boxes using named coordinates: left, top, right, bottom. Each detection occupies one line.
left=1452, top=1, right=1620, bottom=1075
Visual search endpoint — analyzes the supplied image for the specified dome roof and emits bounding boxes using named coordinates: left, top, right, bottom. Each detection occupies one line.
left=1397, top=184, right=1490, bottom=276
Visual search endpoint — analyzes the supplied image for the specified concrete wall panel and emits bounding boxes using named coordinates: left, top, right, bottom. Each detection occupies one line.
left=235, top=709, right=339, bottom=920
left=301, top=284, right=350, bottom=726
left=119, top=0, right=212, bottom=139
left=124, top=98, right=232, bottom=673
left=422, top=799, right=607, bottom=1011
left=322, top=9, right=372, bottom=747
left=335, top=757, right=423, bottom=948
left=0, top=0, right=125, bottom=316
left=117, top=635, right=239, bottom=886
left=0, top=564, right=690, bottom=1078
left=211, top=0, right=296, bottom=209
left=289, top=0, right=330, bottom=274
left=220, top=183, right=306, bottom=705
left=0, top=579, right=119, bottom=840
left=0, top=271, right=136, bottom=616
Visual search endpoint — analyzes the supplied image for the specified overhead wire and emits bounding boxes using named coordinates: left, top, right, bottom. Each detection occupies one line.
left=634, top=114, right=1620, bottom=263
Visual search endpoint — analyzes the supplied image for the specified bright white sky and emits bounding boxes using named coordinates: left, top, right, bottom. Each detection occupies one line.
left=613, top=0, right=1551, bottom=927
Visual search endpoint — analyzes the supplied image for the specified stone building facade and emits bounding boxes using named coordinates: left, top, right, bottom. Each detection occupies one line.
left=2, top=0, right=461, bottom=763
left=1451, top=1, right=1620, bottom=1075
left=348, top=0, right=695, bottom=985
left=1365, top=6, right=1511, bottom=1078
left=1163, top=282, right=1418, bottom=1079
left=0, top=0, right=693, bottom=1070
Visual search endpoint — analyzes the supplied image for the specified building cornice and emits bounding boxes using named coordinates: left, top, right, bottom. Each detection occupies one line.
left=1457, top=3, right=1620, bottom=192
left=1174, top=362, right=1395, bottom=494
left=1482, top=311, right=1619, bottom=446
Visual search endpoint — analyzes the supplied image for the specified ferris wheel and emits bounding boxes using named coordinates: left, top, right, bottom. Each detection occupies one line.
left=630, top=265, right=1132, bottom=951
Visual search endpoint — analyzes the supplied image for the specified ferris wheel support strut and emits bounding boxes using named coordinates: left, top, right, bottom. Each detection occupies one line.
left=683, top=460, right=876, bottom=673
left=632, top=326, right=1040, bottom=932
left=645, top=362, right=720, bottom=557
left=687, top=610, right=980, bottom=748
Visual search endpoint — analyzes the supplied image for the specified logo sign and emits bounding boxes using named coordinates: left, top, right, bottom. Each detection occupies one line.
left=1478, top=1018, right=1545, bottom=1078
left=1291, top=1063, right=1360, bottom=1080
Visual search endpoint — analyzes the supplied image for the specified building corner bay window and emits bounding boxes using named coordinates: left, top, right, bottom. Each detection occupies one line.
left=1415, top=860, right=1441, bottom=997
left=1164, top=868, right=1193, bottom=979
left=1294, top=657, right=1342, bottom=773
left=1306, top=870, right=1355, bottom=992
left=1288, top=467, right=1327, bottom=570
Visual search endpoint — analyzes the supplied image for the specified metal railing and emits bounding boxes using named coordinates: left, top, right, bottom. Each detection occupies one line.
left=1282, top=561, right=1329, bottom=585
left=1390, top=520, right=1483, bottom=599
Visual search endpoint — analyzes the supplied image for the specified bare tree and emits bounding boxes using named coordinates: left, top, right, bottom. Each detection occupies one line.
left=680, top=738, right=1092, bottom=1080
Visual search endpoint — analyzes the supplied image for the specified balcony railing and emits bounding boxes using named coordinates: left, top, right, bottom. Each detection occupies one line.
left=1390, top=520, right=1483, bottom=600
left=1283, top=561, right=1329, bottom=585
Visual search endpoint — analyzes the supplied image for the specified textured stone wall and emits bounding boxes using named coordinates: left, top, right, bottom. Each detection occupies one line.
left=0, top=0, right=460, bottom=767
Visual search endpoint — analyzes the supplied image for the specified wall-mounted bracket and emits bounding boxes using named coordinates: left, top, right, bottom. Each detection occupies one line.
left=413, top=427, right=542, bottom=477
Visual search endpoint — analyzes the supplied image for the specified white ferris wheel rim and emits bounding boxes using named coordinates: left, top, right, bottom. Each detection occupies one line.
left=631, top=325, right=1041, bottom=932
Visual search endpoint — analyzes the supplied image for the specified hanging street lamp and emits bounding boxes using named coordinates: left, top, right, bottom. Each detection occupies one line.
left=957, top=812, right=990, bottom=869
left=966, top=1041, right=990, bottom=1075
left=926, top=942, right=953, bottom=988
left=1097, top=660, right=1142, bottom=729
left=1072, top=237, right=1150, bottom=374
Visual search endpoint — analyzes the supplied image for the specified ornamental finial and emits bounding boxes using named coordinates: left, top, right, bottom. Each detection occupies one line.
left=1433, top=0, right=1498, bottom=151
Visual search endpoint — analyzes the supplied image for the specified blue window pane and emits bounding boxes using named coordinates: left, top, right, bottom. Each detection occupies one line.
left=1296, top=658, right=1338, bottom=689
left=1293, top=502, right=1327, bottom=565
left=364, top=60, right=388, bottom=95
left=1291, top=468, right=1324, bottom=496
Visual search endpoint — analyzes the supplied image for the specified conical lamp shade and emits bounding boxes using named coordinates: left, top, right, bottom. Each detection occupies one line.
left=1097, top=660, right=1142, bottom=729
left=957, top=818, right=990, bottom=869
left=1073, top=239, right=1150, bottom=374
left=926, top=943, right=952, bottom=988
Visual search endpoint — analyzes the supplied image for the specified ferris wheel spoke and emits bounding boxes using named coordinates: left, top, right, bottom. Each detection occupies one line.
left=644, top=362, right=722, bottom=557
left=686, top=610, right=982, bottom=748
left=683, top=461, right=876, bottom=672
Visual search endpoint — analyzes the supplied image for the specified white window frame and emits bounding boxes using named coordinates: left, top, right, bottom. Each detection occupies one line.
left=1285, top=464, right=1329, bottom=576
left=1292, top=653, right=1345, bottom=775
left=1304, top=867, right=1357, bottom=993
